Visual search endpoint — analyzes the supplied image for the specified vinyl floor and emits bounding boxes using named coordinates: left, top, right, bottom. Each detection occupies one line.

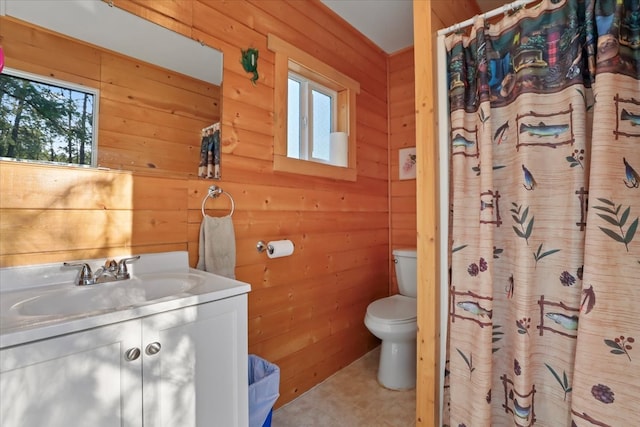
left=272, top=346, right=416, bottom=427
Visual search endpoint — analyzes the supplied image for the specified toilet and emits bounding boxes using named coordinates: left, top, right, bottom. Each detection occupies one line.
left=364, top=248, right=417, bottom=390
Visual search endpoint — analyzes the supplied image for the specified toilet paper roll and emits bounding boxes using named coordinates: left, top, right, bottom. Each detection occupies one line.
left=267, top=240, right=294, bottom=259
left=330, top=132, right=348, bottom=167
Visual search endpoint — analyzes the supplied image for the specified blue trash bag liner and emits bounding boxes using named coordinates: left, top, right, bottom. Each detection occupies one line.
left=262, top=409, right=273, bottom=427
left=248, top=354, right=280, bottom=427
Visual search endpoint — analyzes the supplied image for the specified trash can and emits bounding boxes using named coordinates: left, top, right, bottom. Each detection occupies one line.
left=248, top=354, right=280, bottom=427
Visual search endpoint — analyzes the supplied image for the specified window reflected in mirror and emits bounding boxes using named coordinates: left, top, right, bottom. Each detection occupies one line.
left=0, top=68, right=98, bottom=167
left=0, top=0, right=223, bottom=177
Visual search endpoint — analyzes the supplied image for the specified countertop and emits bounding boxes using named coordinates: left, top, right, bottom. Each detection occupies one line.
left=0, top=252, right=251, bottom=348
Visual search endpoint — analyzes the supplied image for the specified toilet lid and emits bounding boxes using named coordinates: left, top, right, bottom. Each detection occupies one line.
left=367, top=294, right=416, bottom=323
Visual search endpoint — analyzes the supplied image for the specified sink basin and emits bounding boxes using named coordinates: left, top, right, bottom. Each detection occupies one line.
left=1, top=251, right=251, bottom=349
left=132, top=272, right=204, bottom=301
left=13, top=272, right=204, bottom=317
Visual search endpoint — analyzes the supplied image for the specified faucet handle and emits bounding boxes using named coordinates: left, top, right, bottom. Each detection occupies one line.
left=63, top=262, right=94, bottom=286
left=104, top=259, right=118, bottom=272
left=116, top=255, right=140, bottom=279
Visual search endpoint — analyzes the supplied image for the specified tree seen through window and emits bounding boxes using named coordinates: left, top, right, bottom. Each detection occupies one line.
left=0, top=68, right=97, bottom=166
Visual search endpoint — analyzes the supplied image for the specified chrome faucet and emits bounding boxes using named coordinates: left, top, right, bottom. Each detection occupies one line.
left=113, top=256, right=140, bottom=280
left=64, top=255, right=140, bottom=286
left=93, top=259, right=119, bottom=282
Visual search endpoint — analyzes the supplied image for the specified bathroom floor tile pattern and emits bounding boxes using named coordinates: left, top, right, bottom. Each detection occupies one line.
left=272, top=346, right=416, bottom=427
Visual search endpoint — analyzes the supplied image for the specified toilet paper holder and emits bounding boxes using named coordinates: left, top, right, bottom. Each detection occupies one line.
left=256, top=240, right=273, bottom=254
left=256, top=239, right=295, bottom=258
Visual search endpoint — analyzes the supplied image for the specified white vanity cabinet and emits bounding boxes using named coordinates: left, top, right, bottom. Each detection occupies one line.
left=0, top=294, right=249, bottom=427
left=142, top=294, right=248, bottom=427
left=0, top=320, right=142, bottom=427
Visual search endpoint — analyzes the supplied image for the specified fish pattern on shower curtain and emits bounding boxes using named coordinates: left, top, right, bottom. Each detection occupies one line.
left=443, top=0, right=639, bottom=426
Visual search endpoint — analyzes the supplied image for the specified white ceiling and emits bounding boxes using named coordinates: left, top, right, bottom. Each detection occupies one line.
left=320, top=0, right=413, bottom=53
left=320, top=0, right=509, bottom=54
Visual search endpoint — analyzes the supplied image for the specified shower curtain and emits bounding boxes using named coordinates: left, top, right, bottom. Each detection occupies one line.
left=443, top=0, right=639, bottom=426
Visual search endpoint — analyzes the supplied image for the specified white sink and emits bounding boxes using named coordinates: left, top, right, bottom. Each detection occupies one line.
left=132, top=272, right=205, bottom=301
left=0, top=251, right=251, bottom=348
left=13, top=273, right=204, bottom=317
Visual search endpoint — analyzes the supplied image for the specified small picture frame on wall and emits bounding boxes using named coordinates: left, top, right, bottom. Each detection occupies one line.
left=399, top=147, right=417, bottom=180
left=198, top=122, right=221, bottom=179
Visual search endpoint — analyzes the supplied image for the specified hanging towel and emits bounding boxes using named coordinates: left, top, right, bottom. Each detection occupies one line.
left=196, top=215, right=236, bottom=279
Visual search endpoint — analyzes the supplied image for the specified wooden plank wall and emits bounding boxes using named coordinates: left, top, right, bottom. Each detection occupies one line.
left=0, top=15, right=216, bottom=265
left=0, top=16, right=221, bottom=177
left=389, top=47, right=417, bottom=294
left=0, top=0, right=390, bottom=408
left=414, top=1, right=482, bottom=425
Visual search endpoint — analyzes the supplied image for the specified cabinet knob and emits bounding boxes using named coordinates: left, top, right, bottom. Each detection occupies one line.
left=125, top=347, right=141, bottom=361
left=145, top=342, right=162, bottom=355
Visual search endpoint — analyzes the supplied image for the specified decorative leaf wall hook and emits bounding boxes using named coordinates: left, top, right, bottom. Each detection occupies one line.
left=241, top=48, right=259, bottom=86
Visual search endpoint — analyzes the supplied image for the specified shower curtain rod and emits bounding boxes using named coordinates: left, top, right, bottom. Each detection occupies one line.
left=437, top=0, right=539, bottom=36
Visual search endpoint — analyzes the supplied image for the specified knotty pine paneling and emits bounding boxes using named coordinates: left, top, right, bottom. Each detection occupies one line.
left=389, top=47, right=417, bottom=294
left=115, top=0, right=194, bottom=37
left=5, top=17, right=101, bottom=82
left=0, top=163, right=189, bottom=266
left=432, top=0, right=482, bottom=29
left=1, top=0, right=390, bottom=409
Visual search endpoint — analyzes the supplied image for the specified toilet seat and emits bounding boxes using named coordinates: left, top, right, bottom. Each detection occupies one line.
left=366, top=294, right=416, bottom=324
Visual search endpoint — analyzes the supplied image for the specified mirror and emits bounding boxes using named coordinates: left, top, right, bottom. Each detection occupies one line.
left=0, top=0, right=223, bottom=177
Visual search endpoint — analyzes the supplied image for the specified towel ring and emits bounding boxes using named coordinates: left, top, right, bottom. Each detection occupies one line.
left=201, top=185, right=235, bottom=217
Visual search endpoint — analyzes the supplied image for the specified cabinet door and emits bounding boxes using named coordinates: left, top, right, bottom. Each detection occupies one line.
left=142, top=294, right=248, bottom=427
left=0, top=320, right=142, bottom=427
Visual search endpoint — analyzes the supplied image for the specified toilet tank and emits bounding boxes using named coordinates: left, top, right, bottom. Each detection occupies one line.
left=393, top=248, right=417, bottom=298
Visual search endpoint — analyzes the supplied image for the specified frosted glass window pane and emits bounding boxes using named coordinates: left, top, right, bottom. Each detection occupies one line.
left=287, top=78, right=300, bottom=158
left=312, top=90, right=331, bottom=161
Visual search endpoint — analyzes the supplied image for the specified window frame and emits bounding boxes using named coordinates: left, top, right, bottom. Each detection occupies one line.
left=268, top=33, right=359, bottom=181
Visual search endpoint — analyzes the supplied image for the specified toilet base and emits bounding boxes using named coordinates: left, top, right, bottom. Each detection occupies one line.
left=377, top=339, right=416, bottom=390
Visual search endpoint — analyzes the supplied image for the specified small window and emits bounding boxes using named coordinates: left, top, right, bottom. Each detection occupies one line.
left=0, top=67, right=98, bottom=167
left=269, top=34, right=359, bottom=181
left=287, top=71, right=337, bottom=164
